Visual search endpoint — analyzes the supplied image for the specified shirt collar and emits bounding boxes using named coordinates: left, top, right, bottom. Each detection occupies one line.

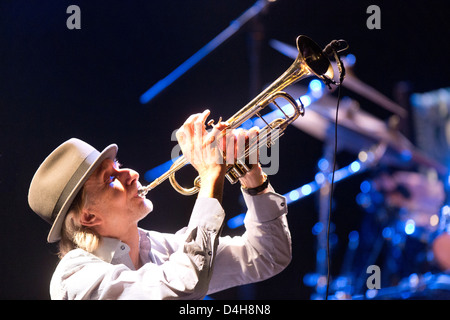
left=92, top=237, right=129, bottom=262
left=91, top=229, right=151, bottom=269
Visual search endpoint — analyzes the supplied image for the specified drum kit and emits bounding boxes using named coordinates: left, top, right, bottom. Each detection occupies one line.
left=272, top=40, right=450, bottom=299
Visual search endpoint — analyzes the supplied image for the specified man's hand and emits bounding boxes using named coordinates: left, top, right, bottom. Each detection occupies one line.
left=176, top=110, right=268, bottom=199
left=176, top=110, right=229, bottom=201
left=233, top=127, right=268, bottom=191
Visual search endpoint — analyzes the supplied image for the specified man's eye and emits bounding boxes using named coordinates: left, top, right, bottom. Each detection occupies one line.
left=108, top=176, right=116, bottom=184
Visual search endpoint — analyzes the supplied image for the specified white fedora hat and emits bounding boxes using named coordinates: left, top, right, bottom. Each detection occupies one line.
left=28, top=138, right=118, bottom=243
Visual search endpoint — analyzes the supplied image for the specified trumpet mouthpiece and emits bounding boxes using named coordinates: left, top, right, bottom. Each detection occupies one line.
left=137, top=188, right=147, bottom=197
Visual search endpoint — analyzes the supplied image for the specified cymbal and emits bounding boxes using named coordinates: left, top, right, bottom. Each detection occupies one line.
left=269, top=39, right=408, bottom=118
left=284, top=85, right=448, bottom=175
left=284, top=84, right=388, bottom=143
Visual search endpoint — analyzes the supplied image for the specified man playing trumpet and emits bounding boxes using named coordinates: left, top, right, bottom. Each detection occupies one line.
left=28, top=110, right=291, bottom=299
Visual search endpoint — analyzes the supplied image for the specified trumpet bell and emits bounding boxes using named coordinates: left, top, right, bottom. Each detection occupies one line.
left=296, top=35, right=334, bottom=83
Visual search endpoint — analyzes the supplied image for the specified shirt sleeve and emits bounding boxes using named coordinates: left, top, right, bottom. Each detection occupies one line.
left=50, top=197, right=225, bottom=300
left=206, top=185, right=292, bottom=295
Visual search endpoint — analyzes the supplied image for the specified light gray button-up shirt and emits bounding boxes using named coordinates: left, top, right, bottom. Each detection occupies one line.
left=50, top=188, right=291, bottom=299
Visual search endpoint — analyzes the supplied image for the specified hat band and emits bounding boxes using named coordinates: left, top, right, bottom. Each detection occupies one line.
left=51, top=150, right=100, bottom=221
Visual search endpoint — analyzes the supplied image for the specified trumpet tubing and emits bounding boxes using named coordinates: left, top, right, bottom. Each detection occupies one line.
left=138, top=35, right=334, bottom=197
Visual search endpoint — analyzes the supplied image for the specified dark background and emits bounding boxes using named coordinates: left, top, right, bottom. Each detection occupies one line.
left=1, top=0, right=449, bottom=299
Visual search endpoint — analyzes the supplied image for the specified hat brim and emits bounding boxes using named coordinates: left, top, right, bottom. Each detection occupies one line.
left=47, top=143, right=118, bottom=243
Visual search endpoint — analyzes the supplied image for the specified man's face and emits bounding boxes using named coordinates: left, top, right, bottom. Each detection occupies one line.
left=82, top=158, right=153, bottom=238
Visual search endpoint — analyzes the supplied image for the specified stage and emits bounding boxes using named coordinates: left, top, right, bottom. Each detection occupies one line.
left=1, top=0, right=449, bottom=300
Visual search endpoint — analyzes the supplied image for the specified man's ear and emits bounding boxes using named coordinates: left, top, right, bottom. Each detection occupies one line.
left=80, top=210, right=102, bottom=228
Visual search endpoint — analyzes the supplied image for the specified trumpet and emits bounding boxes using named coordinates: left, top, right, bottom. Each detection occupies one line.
left=138, top=35, right=335, bottom=197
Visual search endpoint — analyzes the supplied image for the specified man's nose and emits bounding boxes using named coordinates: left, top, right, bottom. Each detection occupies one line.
left=117, top=169, right=140, bottom=186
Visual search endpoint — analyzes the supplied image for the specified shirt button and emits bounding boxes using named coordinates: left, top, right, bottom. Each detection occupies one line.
left=120, top=245, right=126, bottom=250
left=208, top=251, right=212, bottom=256
left=280, top=202, right=285, bottom=207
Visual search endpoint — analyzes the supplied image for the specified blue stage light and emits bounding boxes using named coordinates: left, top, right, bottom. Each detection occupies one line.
left=405, top=219, right=416, bottom=235
left=309, top=79, right=323, bottom=92
left=299, top=95, right=312, bottom=108
left=240, top=118, right=254, bottom=130
left=382, top=226, right=393, bottom=239
left=360, top=180, right=371, bottom=193
left=345, top=54, right=356, bottom=67
left=144, top=157, right=180, bottom=182
left=349, top=161, right=361, bottom=173
left=318, top=158, right=329, bottom=171
left=312, top=222, right=323, bottom=235
left=301, top=184, right=312, bottom=196
left=315, top=172, right=325, bottom=185
left=227, top=213, right=246, bottom=229
left=288, top=190, right=300, bottom=202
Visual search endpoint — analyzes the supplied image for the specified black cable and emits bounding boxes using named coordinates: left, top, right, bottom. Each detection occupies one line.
left=324, top=44, right=346, bottom=300
left=325, top=81, right=342, bottom=299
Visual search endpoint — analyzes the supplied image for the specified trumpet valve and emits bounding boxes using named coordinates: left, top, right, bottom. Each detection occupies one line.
left=225, top=161, right=252, bottom=184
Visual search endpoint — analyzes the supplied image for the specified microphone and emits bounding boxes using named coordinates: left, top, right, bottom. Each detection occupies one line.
left=323, top=39, right=348, bottom=56
left=323, top=40, right=340, bottom=56
left=323, top=39, right=349, bottom=84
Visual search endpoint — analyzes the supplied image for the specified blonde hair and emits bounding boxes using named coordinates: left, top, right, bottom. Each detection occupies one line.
left=58, top=187, right=101, bottom=259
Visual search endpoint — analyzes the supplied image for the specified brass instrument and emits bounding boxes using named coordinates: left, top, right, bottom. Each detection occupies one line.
left=138, top=35, right=335, bottom=196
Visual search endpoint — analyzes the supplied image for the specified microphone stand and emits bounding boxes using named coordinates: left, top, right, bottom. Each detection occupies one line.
left=140, top=0, right=276, bottom=104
